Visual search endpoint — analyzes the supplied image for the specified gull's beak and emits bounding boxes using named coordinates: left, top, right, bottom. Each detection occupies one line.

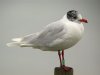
left=79, top=18, right=88, bottom=23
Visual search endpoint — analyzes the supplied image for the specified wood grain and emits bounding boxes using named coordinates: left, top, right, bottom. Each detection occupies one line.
left=54, top=67, right=73, bottom=75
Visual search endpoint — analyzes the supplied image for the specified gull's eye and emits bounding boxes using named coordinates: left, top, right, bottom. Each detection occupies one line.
left=72, top=16, right=77, bottom=19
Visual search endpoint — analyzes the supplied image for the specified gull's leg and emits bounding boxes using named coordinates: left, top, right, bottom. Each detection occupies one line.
left=58, top=50, right=62, bottom=67
left=61, top=50, right=71, bottom=71
left=62, top=50, right=65, bottom=66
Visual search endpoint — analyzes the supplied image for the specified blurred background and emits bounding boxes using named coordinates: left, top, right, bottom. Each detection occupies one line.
left=0, top=0, right=100, bottom=75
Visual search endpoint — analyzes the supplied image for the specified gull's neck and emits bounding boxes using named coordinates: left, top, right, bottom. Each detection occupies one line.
left=60, top=14, right=84, bottom=34
left=60, top=14, right=68, bottom=22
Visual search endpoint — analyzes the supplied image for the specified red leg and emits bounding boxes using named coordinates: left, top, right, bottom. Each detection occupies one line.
left=61, top=50, right=71, bottom=71
left=58, top=50, right=62, bottom=67
left=62, top=50, right=65, bottom=66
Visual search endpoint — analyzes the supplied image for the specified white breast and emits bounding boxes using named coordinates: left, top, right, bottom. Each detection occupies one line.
left=63, top=22, right=84, bottom=49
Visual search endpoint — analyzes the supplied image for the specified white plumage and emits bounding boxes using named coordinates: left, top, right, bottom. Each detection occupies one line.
left=7, top=14, right=85, bottom=51
left=7, top=10, right=88, bottom=70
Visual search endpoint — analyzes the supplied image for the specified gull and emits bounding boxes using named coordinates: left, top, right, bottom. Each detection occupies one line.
left=7, top=10, right=88, bottom=71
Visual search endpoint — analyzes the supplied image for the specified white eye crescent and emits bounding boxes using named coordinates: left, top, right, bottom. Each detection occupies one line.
left=78, top=14, right=82, bottom=19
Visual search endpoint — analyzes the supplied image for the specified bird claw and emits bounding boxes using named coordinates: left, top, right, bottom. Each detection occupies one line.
left=61, top=65, right=72, bottom=71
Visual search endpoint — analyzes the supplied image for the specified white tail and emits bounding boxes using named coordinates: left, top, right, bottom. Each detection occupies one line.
left=6, top=42, right=20, bottom=47
left=7, top=37, right=22, bottom=47
left=7, top=33, right=37, bottom=47
left=12, top=38, right=22, bottom=42
left=7, top=42, right=33, bottom=47
left=7, top=37, right=33, bottom=47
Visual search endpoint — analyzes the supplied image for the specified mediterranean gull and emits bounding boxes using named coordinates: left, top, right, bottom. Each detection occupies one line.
left=7, top=10, right=88, bottom=71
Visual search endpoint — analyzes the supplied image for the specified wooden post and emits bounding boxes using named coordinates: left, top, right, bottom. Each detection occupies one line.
left=54, top=67, right=73, bottom=75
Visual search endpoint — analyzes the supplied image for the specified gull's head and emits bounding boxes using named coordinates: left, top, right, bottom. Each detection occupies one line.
left=67, top=10, right=88, bottom=23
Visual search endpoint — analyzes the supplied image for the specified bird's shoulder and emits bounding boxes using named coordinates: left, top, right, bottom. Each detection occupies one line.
left=38, top=20, right=66, bottom=38
left=44, top=20, right=66, bottom=32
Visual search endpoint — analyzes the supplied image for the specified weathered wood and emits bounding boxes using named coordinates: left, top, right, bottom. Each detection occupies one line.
left=54, top=67, right=73, bottom=75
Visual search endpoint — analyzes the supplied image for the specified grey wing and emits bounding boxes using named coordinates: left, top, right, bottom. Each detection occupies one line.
left=7, top=21, right=67, bottom=48
left=32, top=21, right=66, bottom=47
left=20, top=33, right=39, bottom=43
